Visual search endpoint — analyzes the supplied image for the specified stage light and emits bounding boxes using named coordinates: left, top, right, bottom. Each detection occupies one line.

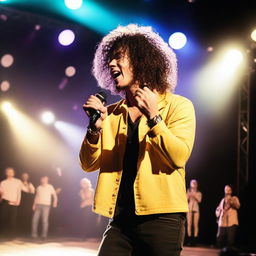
left=65, top=66, right=76, bottom=77
left=251, top=29, right=256, bottom=42
left=64, top=0, right=83, bottom=10
left=0, top=14, right=7, bottom=21
left=1, top=80, right=10, bottom=92
left=58, top=29, right=75, bottom=46
left=41, top=111, right=55, bottom=125
left=193, top=46, right=245, bottom=114
left=1, top=101, right=13, bottom=113
left=224, top=49, right=243, bottom=64
left=54, top=121, right=85, bottom=150
left=207, top=46, right=214, bottom=52
left=1, top=54, right=14, bottom=68
left=1, top=104, right=72, bottom=168
left=34, top=24, right=41, bottom=31
left=168, top=32, right=187, bottom=50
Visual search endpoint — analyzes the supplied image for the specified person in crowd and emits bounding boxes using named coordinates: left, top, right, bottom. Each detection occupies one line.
left=186, top=179, right=202, bottom=246
left=49, top=166, right=64, bottom=236
left=79, top=177, right=98, bottom=239
left=80, top=24, right=196, bottom=256
left=31, top=176, right=57, bottom=240
left=18, top=172, right=35, bottom=236
left=216, top=185, right=240, bottom=249
left=0, top=167, right=22, bottom=239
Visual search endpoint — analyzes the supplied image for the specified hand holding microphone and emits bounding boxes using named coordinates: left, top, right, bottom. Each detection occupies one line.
left=83, top=91, right=107, bottom=131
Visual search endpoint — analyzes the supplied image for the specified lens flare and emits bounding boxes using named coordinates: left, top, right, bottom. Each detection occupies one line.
left=58, top=29, right=75, bottom=46
left=41, top=111, right=55, bottom=125
left=64, top=0, right=83, bottom=10
left=251, top=29, right=256, bottom=42
left=168, top=32, right=187, bottom=50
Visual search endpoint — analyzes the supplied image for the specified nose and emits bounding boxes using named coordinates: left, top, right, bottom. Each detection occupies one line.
left=109, top=58, right=117, bottom=67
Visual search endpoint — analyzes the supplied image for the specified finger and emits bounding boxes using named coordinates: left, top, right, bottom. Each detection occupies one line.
left=135, top=89, right=145, bottom=98
left=143, top=86, right=151, bottom=92
left=86, top=99, right=101, bottom=106
left=143, top=87, right=154, bottom=94
left=83, top=102, right=100, bottom=111
left=86, top=97, right=104, bottom=108
left=135, top=96, right=144, bottom=109
left=99, top=106, right=107, bottom=114
left=136, top=88, right=144, bottom=94
left=153, top=89, right=159, bottom=95
left=91, top=95, right=105, bottom=106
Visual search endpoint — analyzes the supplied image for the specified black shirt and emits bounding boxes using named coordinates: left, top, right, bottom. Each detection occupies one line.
left=114, top=114, right=140, bottom=218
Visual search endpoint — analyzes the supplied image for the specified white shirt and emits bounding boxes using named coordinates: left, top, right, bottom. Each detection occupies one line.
left=34, top=184, right=56, bottom=206
left=0, top=178, right=22, bottom=206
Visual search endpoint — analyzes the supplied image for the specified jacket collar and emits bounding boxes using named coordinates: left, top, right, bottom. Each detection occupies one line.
left=119, top=92, right=169, bottom=111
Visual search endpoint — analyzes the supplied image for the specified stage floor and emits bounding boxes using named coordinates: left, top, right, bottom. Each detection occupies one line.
left=0, top=237, right=220, bottom=256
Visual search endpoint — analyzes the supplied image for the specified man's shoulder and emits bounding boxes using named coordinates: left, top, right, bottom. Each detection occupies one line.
left=2, top=178, right=21, bottom=184
left=14, top=178, right=22, bottom=183
left=164, top=93, right=195, bottom=116
left=165, top=92, right=193, bottom=105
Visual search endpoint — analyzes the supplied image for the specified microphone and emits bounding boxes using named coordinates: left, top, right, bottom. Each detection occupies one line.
left=83, top=91, right=107, bottom=125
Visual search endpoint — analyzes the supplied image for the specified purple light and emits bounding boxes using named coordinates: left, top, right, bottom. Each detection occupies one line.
left=58, top=29, right=75, bottom=46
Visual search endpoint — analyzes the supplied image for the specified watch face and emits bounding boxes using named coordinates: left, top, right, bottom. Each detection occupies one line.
left=148, top=114, right=162, bottom=128
left=155, top=115, right=162, bottom=123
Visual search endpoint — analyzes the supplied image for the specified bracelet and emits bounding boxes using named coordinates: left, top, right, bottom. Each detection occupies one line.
left=147, top=114, right=162, bottom=129
left=87, top=126, right=102, bottom=136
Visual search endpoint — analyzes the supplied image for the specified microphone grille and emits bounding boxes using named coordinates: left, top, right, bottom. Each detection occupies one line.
left=96, top=91, right=107, bottom=103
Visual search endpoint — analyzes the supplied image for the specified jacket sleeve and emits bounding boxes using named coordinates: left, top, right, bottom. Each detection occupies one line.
left=148, top=98, right=196, bottom=168
left=79, top=135, right=102, bottom=172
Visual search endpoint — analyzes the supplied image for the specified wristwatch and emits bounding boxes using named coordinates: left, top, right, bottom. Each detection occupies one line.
left=87, top=126, right=102, bottom=136
left=147, top=114, right=162, bottom=128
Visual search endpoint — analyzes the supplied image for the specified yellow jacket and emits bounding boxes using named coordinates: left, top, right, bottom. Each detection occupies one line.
left=80, top=92, right=196, bottom=218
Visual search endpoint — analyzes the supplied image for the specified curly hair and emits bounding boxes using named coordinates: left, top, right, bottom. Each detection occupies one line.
left=92, top=24, right=177, bottom=96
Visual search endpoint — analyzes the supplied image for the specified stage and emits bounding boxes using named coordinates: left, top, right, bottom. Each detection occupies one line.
left=0, top=237, right=220, bottom=256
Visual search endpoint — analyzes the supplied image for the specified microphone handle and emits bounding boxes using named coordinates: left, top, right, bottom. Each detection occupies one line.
left=90, top=110, right=101, bottom=125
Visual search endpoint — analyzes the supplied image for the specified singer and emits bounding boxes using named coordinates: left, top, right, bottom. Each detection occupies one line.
left=80, top=24, right=196, bottom=256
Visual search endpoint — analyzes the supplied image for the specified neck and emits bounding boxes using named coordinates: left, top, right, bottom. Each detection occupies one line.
left=125, top=83, right=139, bottom=107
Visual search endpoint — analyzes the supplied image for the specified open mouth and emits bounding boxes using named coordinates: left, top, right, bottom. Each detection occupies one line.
left=112, top=70, right=121, bottom=79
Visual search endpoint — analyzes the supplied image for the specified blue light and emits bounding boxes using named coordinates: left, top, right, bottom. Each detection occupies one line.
left=64, top=0, right=83, bottom=10
left=168, top=32, right=187, bottom=50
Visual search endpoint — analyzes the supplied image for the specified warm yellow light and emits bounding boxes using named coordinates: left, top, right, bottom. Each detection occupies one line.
left=193, top=46, right=245, bottom=114
left=251, top=29, right=256, bottom=42
left=1, top=104, right=71, bottom=167
left=1, top=101, right=13, bottom=112
left=223, top=49, right=243, bottom=66
left=41, top=111, right=55, bottom=124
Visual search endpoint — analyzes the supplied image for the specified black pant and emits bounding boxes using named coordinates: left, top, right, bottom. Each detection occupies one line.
left=0, top=200, right=18, bottom=238
left=217, top=225, right=238, bottom=248
left=98, top=213, right=186, bottom=256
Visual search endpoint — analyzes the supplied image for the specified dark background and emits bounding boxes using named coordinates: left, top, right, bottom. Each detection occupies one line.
left=0, top=0, right=255, bottom=249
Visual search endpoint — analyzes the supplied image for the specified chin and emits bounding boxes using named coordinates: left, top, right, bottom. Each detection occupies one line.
left=115, top=84, right=128, bottom=91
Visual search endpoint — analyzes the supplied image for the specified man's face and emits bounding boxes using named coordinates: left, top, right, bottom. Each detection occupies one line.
left=109, top=49, right=134, bottom=90
left=6, top=168, right=15, bottom=178
left=224, top=185, right=232, bottom=195
left=190, top=180, right=197, bottom=189
left=41, top=176, right=48, bottom=185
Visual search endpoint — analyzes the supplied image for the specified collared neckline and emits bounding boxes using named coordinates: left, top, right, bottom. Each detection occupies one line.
left=120, top=92, right=169, bottom=111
